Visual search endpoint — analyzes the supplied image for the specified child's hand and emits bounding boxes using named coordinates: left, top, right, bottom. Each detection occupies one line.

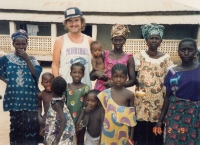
left=75, top=123, right=83, bottom=133
left=126, top=139, right=134, bottom=145
left=153, top=121, right=162, bottom=136
left=39, top=128, right=45, bottom=136
left=135, top=83, right=145, bottom=92
left=104, top=80, right=113, bottom=88
left=84, top=106, right=92, bottom=113
left=52, top=140, right=59, bottom=145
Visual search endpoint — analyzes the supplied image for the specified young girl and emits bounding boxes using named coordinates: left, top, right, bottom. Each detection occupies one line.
left=76, top=90, right=105, bottom=145
left=65, top=62, right=90, bottom=144
left=43, top=76, right=75, bottom=145
left=154, top=38, right=200, bottom=144
left=91, top=24, right=135, bottom=91
left=97, top=64, right=137, bottom=145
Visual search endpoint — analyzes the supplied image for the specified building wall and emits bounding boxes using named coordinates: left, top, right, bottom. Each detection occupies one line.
left=97, top=24, right=198, bottom=50
left=163, top=24, right=198, bottom=39
left=129, top=25, right=143, bottom=39
left=97, top=24, right=112, bottom=50
left=0, top=21, right=9, bottom=34
left=15, top=22, right=51, bottom=36
left=97, top=24, right=143, bottom=50
left=57, top=24, right=67, bottom=36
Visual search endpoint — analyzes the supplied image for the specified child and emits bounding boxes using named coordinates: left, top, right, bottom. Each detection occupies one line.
left=91, top=41, right=105, bottom=72
left=97, top=64, right=137, bottom=145
left=76, top=90, right=105, bottom=145
left=38, top=72, right=54, bottom=135
left=91, top=41, right=111, bottom=91
left=66, top=62, right=90, bottom=144
left=42, top=76, right=76, bottom=145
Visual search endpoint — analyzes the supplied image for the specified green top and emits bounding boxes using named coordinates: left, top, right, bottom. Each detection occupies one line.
left=65, top=84, right=90, bottom=123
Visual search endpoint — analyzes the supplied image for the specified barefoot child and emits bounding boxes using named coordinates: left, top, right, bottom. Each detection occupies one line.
left=38, top=72, right=54, bottom=135
left=91, top=41, right=105, bottom=72
left=76, top=90, right=105, bottom=145
left=97, top=64, right=137, bottom=145
left=42, top=76, right=76, bottom=145
left=91, top=41, right=111, bottom=91
left=65, top=62, right=90, bottom=144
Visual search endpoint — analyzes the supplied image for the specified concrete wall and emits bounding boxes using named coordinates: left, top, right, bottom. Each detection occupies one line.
left=0, top=21, right=9, bottom=34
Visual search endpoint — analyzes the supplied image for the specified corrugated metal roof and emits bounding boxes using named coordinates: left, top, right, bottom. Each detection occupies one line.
left=0, top=0, right=199, bottom=13
left=0, top=12, right=199, bottom=25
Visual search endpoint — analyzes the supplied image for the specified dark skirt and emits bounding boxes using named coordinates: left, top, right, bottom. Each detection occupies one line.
left=165, top=96, right=200, bottom=145
left=10, top=110, right=43, bottom=145
left=134, top=121, right=164, bottom=145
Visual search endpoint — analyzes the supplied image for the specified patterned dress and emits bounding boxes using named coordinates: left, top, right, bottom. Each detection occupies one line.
left=45, top=97, right=75, bottom=145
left=134, top=50, right=174, bottom=122
left=0, top=53, right=42, bottom=144
left=164, top=66, right=200, bottom=145
left=94, top=50, right=132, bottom=91
left=66, top=84, right=90, bottom=123
left=97, top=89, right=137, bottom=145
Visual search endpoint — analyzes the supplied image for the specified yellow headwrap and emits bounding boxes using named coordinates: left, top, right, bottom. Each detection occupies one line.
left=111, top=24, right=130, bottom=39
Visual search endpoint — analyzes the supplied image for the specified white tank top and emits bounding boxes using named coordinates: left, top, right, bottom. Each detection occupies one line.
left=59, top=33, right=92, bottom=88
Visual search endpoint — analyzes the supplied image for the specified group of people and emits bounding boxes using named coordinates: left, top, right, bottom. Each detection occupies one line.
left=0, top=6, right=199, bottom=145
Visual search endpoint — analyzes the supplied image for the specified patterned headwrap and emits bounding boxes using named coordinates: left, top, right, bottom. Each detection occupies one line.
left=111, top=24, right=130, bottom=39
left=11, top=29, right=28, bottom=41
left=141, top=23, right=165, bottom=39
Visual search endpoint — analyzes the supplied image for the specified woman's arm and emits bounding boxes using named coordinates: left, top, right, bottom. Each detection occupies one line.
left=52, top=37, right=63, bottom=77
left=52, top=101, right=66, bottom=144
left=158, top=92, right=170, bottom=124
left=124, top=56, right=136, bottom=87
left=154, top=92, right=170, bottom=135
left=128, top=92, right=135, bottom=144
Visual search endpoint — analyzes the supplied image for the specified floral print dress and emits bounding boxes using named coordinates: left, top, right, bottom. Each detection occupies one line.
left=66, top=84, right=90, bottom=123
left=134, top=50, right=174, bottom=122
left=45, top=97, right=75, bottom=145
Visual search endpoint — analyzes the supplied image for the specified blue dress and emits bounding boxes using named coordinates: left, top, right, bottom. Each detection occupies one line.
left=0, top=53, right=43, bottom=144
left=0, top=53, right=42, bottom=111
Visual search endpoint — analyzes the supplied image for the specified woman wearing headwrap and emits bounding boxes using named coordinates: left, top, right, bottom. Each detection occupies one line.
left=91, top=24, right=136, bottom=90
left=134, top=23, right=174, bottom=145
left=0, top=29, right=42, bottom=144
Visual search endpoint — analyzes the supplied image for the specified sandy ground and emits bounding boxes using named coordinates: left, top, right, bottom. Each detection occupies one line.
left=0, top=66, right=135, bottom=144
